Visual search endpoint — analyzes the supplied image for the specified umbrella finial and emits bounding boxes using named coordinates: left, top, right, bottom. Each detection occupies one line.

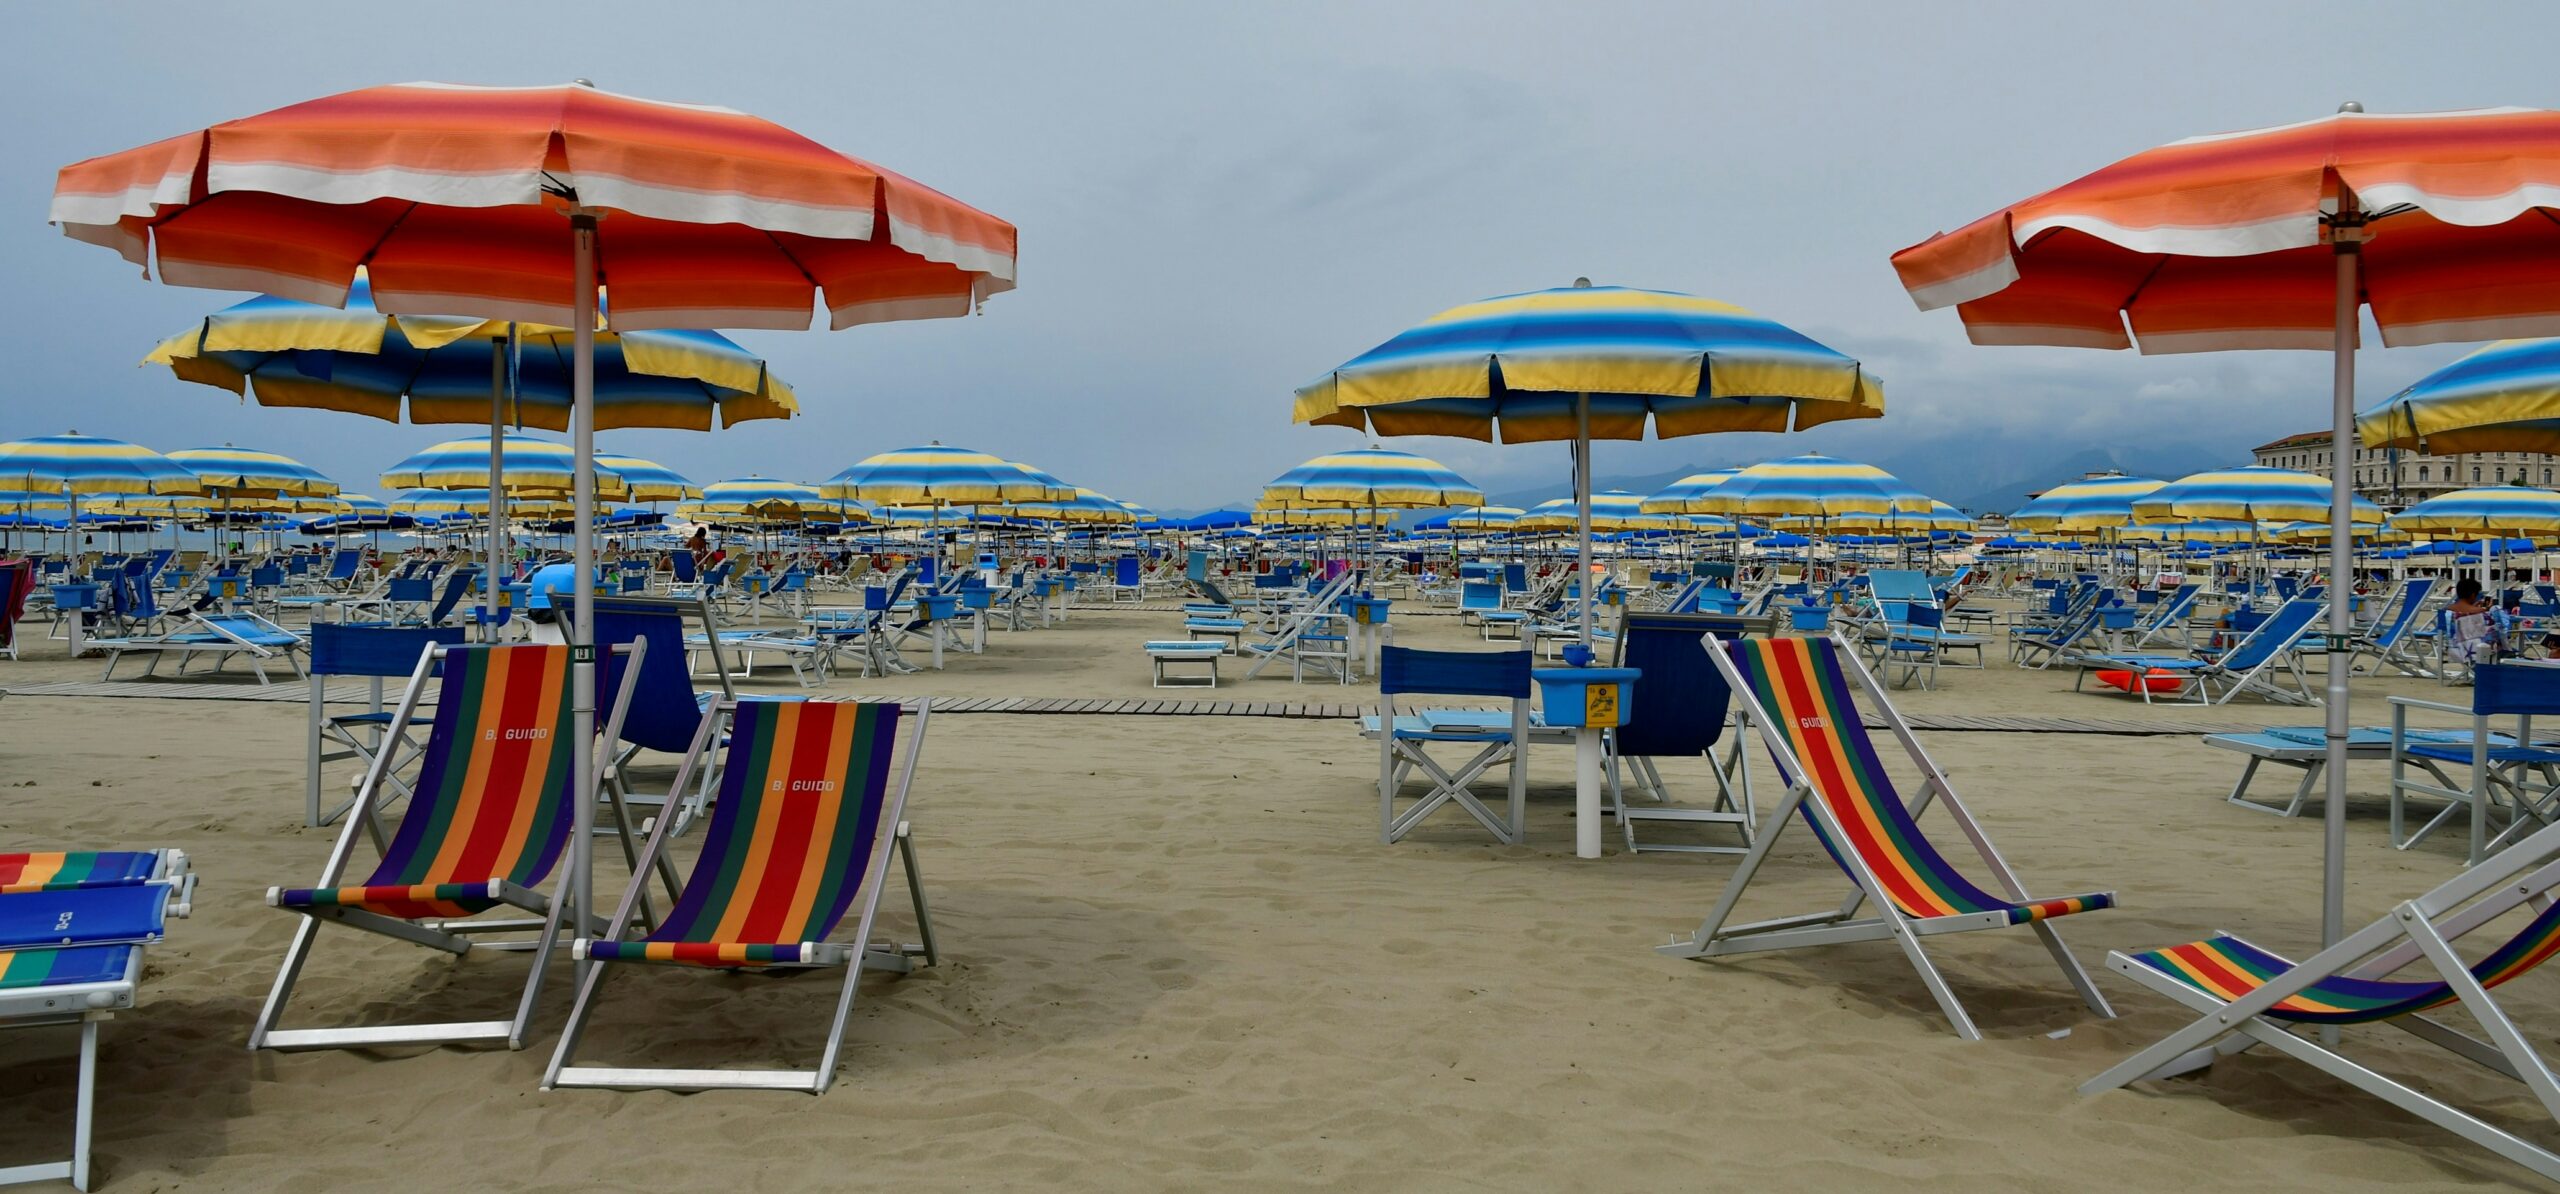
left=1572, top=277, right=1592, bottom=288
left=2338, top=100, right=2364, bottom=114
left=573, top=78, right=597, bottom=89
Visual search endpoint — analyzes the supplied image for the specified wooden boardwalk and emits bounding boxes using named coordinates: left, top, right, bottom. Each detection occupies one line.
left=0, top=678, right=2249, bottom=734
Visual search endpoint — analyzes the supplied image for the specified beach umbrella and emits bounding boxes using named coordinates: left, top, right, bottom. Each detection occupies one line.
left=390, top=489, right=575, bottom=519
left=2130, top=466, right=2373, bottom=526
left=678, top=478, right=860, bottom=530
left=2358, top=338, right=2560, bottom=456
left=1518, top=491, right=1670, bottom=532
left=1639, top=467, right=1745, bottom=514
left=1444, top=505, right=1526, bottom=531
left=2007, top=473, right=2165, bottom=533
left=591, top=454, right=700, bottom=504
left=0, top=433, right=202, bottom=497
left=1890, top=104, right=2560, bottom=950
left=149, top=278, right=777, bottom=599
left=164, top=445, right=338, bottom=497
left=1259, top=447, right=1486, bottom=510
left=1689, top=454, right=1929, bottom=519
left=1294, top=281, right=1882, bottom=658
left=2386, top=487, right=2560, bottom=589
left=382, top=435, right=629, bottom=500
left=822, top=444, right=1052, bottom=507
left=56, top=79, right=1016, bottom=939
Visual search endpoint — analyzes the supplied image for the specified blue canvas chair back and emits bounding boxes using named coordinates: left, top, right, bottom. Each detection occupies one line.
left=918, top=556, right=938, bottom=586
left=287, top=554, right=313, bottom=576
left=1461, top=580, right=1502, bottom=612
left=670, top=551, right=697, bottom=583
left=1380, top=646, right=1531, bottom=700
left=2274, top=576, right=2301, bottom=600
left=310, top=623, right=464, bottom=678
left=1614, top=612, right=1741, bottom=757
left=123, top=571, right=159, bottom=622
left=2473, top=664, right=2560, bottom=718
left=1115, top=556, right=1141, bottom=586
left=589, top=598, right=713, bottom=754
left=427, top=568, right=478, bottom=624
left=251, top=564, right=284, bottom=590
left=2225, top=598, right=2323, bottom=670
left=863, top=584, right=891, bottom=612
left=1503, top=563, right=1528, bottom=594
left=325, top=548, right=360, bottom=582
left=1185, top=550, right=1209, bottom=583
left=2371, top=579, right=2433, bottom=645
left=387, top=576, right=432, bottom=606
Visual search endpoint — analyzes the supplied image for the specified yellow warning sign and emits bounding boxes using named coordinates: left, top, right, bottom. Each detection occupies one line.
left=1583, top=682, right=1622, bottom=728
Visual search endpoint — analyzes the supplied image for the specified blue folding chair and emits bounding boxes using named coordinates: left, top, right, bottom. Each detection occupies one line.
left=305, top=623, right=468, bottom=825
left=2390, top=662, right=2560, bottom=865
left=1609, top=612, right=1757, bottom=853
left=1371, top=646, right=1535, bottom=844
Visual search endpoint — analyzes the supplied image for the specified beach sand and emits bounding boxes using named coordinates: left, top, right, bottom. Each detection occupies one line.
left=0, top=597, right=2550, bottom=1190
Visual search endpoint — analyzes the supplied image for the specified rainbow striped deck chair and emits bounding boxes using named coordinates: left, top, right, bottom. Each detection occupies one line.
left=1658, top=634, right=2117, bottom=1039
left=249, top=642, right=642, bottom=1054
left=545, top=697, right=935, bottom=1093
left=0, top=849, right=191, bottom=913
left=2085, top=823, right=2560, bottom=1182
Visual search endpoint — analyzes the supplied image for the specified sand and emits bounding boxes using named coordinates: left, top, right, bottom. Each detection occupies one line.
left=0, top=593, right=2551, bottom=1190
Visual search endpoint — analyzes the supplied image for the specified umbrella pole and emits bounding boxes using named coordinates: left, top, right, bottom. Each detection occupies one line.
left=568, top=210, right=600, bottom=948
left=488, top=338, right=508, bottom=642
left=2320, top=194, right=2365, bottom=953
left=1575, top=393, right=1594, bottom=649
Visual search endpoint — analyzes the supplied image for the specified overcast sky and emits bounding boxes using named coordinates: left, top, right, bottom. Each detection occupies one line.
left=5, top=2, right=2548, bottom=511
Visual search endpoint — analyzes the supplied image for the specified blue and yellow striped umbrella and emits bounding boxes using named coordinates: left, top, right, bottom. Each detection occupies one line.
left=2131, top=467, right=2377, bottom=526
left=592, top=454, right=700, bottom=503
left=1260, top=447, right=1485, bottom=510
left=1519, top=491, right=1672, bottom=532
left=820, top=443, right=1050, bottom=506
left=166, top=445, right=340, bottom=498
left=2121, top=519, right=2269, bottom=545
left=1640, top=468, right=1744, bottom=514
left=2386, top=486, right=2560, bottom=537
left=0, top=433, right=203, bottom=496
left=1444, top=505, right=1526, bottom=531
left=1687, top=454, right=1931, bottom=518
left=1008, top=487, right=1135, bottom=524
left=2358, top=338, right=2560, bottom=456
left=146, top=275, right=798, bottom=433
left=1116, top=500, right=1159, bottom=526
left=1293, top=285, right=1883, bottom=442
left=2007, top=473, right=2165, bottom=534
left=389, top=488, right=575, bottom=519
left=1252, top=501, right=1398, bottom=528
left=678, top=478, right=858, bottom=525
left=1810, top=499, right=1972, bottom=533
left=1003, top=461, right=1079, bottom=504
left=381, top=435, right=631, bottom=501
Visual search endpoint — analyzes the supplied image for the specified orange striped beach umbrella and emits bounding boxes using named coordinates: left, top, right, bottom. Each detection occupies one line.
left=51, top=80, right=1017, bottom=929
left=1890, top=104, right=2560, bottom=949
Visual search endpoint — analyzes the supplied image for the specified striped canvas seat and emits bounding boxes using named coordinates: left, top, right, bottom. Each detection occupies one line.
left=1731, top=637, right=2112, bottom=926
left=0, top=943, right=136, bottom=990
left=2129, top=899, right=2560, bottom=1025
left=586, top=699, right=900, bottom=967
left=273, top=644, right=576, bottom=920
left=0, top=851, right=159, bottom=893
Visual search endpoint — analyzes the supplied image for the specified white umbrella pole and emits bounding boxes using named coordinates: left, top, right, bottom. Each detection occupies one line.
left=569, top=211, right=600, bottom=943
left=488, top=338, right=507, bottom=642
left=1575, top=393, right=1594, bottom=648
left=2320, top=192, right=2364, bottom=952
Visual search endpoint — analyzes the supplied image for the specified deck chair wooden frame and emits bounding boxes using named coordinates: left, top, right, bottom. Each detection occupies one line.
left=544, top=699, right=936, bottom=1093
left=248, top=641, right=643, bottom=1054
left=2083, top=817, right=2560, bottom=1182
left=1658, top=633, right=2116, bottom=1039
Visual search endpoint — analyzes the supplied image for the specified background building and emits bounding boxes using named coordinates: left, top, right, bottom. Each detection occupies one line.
left=2252, top=430, right=2560, bottom=510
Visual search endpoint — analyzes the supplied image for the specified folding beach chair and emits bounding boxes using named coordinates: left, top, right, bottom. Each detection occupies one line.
left=0, top=865, right=188, bottom=1190
left=249, top=642, right=642, bottom=1053
left=2348, top=577, right=2435, bottom=672
left=589, top=595, right=736, bottom=836
left=545, top=698, right=936, bottom=1093
left=0, top=559, right=31, bottom=662
left=2083, top=815, right=2560, bottom=1182
left=1459, top=579, right=1523, bottom=640
left=2127, top=582, right=2202, bottom=649
left=1607, top=612, right=1759, bottom=854
left=1372, top=646, right=1534, bottom=845
left=1659, top=635, right=2117, bottom=1039
left=94, top=610, right=306, bottom=685
left=2389, top=663, right=2560, bottom=866
left=2068, top=595, right=2326, bottom=705
left=1240, top=569, right=1359, bottom=682
left=2008, top=590, right=2106, bottom=668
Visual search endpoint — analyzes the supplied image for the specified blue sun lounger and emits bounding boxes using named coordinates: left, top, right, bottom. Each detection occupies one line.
left=0, top=859, right=190, bottom=1190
